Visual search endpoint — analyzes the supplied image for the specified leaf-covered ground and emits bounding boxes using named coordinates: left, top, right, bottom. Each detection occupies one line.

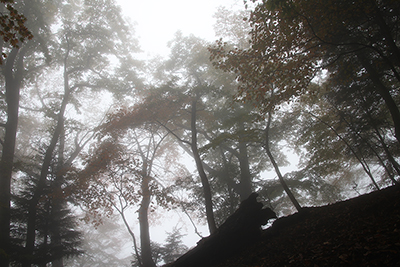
left=212, top=185, right=400, bottom=267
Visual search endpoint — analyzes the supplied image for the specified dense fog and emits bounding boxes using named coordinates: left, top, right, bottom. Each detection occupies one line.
left=0, top=0, right=399, bottom=266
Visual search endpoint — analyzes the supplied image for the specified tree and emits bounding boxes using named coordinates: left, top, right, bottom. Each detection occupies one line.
left=211, top=0, right=400, bottom=142
left=148, top=32, right=220, bottom=234
left=131, top=227, right=188, bottom=267
left=159, top=227, right=188, bottom=265
left=210, top=33, right=303, bottom=212
left=0, top=1, right=56, bottom=264
left=151, top=32, right=285, bottom=226
left=210, top=0, right=400, bottom=206
left=11, top=174, right=83, bottom=266
left=160, top=32, right=264, bottom=227
left=75, top=109, right=183, bottom=267
left=75, top=139, right=145, bottom=265
left=264, top=108, right=302, bottom=211
left=1, top=0, right=141, bottom=265
left=18, top=0, right=141, bottom=265
left=287, top=81, right=399, bottom=192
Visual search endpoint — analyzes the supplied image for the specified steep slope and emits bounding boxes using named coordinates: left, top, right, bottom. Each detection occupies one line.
left=167, top=185, right=400, bottom=267
left=216, top=185, right=400, bottom=266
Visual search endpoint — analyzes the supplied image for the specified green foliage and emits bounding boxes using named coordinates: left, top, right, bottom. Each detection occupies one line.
left=10, top=172, right=83, bottom=265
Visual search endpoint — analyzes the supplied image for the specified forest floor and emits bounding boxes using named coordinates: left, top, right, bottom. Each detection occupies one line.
left=163, top=184, right=400, bottom=267
left=211, top=184, right=400, bottom=267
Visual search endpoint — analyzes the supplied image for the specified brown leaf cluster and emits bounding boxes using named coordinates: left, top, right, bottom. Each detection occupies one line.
left=0, top=1, right=33, bottom=63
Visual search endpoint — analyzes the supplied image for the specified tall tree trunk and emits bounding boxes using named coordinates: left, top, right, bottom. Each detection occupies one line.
left=51, top=127, right=66, bottom=267
left=191, top=96, right=217, bottom=234
left=219, top=148, right=238, bottom=215
left=264, top=111, right=302, bottom=212
left=0, top=47, right=24, bottom=267
left=138, top=173, right=156, bottom=267
left=50, top=189, right=64, bottom=267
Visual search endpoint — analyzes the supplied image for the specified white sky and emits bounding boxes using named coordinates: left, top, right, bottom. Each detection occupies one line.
left=117, top=0, right=244, bottom=58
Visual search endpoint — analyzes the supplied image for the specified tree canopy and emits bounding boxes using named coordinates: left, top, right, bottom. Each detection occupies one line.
left=210, top=0, right=400, bottom=136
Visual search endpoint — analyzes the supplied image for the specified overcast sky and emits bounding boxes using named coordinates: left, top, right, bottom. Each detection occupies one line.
left=116, top=0, right=244, bottom=57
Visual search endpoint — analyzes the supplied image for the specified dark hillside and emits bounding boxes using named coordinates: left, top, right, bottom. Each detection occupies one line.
left=169, top=185, right=400, bottom=267
left=217, top=185, right=400, bottom=266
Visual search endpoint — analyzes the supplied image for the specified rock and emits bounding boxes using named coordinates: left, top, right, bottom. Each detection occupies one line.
left=165, top=192, right=276, bottom=267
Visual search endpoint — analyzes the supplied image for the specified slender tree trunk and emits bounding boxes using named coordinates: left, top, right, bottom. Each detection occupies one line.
left=237, top=123, right=253, bottom=201
left=191, top=96, right=217, bottom=234
left=308, top=111, right=380, bottom=190
left=333, top=104, right=396, bottom=185
left=357, top=96, right=400, bottom=183
left=375, top=128, right=400, bottom=181
left=0, top=48, right=24, bottom=267
left=23, top=107, right=65, bottom=267
left=264, top=111, right=302, bottom=212
left=120, top=206, right=142, bottom=267
left=50, top=190, right=64, bottom=267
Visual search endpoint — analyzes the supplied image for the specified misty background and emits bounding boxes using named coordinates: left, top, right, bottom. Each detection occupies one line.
left=0, top=0, right=398, bottom=266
